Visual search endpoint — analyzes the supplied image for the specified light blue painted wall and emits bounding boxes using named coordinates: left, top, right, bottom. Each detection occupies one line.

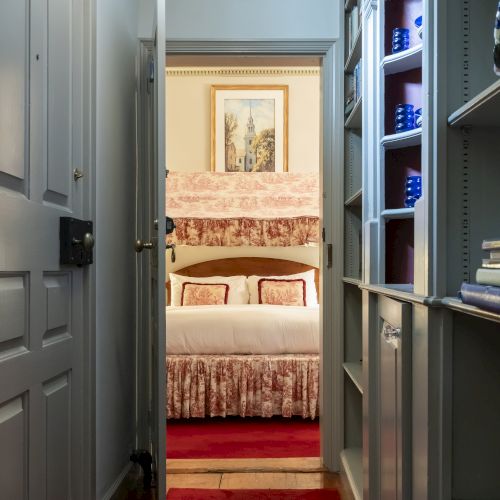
left=138, top=0, right=155, bottom=38
left=165, top=0, right=340, bottom=40
left=95, top=0, right=138, bottom=497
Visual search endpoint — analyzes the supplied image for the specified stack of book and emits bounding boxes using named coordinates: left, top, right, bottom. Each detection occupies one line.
left=459, top=239, right=500, bottom=313
left=344, top=61, right=362, bottom=118
left=353, top=60, right=362, bottom=103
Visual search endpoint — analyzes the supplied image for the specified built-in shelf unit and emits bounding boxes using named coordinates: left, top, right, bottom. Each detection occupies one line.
left=336, top=0, right=500, bottom=498
left=342, top=0, right=363, bottom=498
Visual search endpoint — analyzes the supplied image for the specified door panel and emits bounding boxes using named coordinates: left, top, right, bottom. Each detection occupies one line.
left=0, top=275, right=27, bottom=345
left=0, top=0, right=86, bottom=498
left=43, top=273, right=71, bottom=344
left=378, top=296, right=412, bottom=500
left=46, top=0, right=72, bottom=203
left=0, top=0, right=27, bottom=187
left=43, top=373, right=71, bottom=500
left=0, top=396, right=27, bottom=500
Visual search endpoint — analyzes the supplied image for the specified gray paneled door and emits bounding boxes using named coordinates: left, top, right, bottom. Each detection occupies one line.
left=0, top=1, right=86, bottom=499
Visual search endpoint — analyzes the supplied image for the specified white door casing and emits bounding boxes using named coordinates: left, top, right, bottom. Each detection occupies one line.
left=0, top=0, right=88, bottom=498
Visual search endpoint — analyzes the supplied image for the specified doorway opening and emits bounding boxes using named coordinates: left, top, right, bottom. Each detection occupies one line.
left=164, top=53, right=323, bottom=468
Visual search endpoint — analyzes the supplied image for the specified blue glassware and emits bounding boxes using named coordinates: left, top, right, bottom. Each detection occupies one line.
left=392, top=28, right=410, bottom=53
left=415, top=108, right=423, bottom=128
left=394, top=104, right=415, bottom=133
left=404, top=175, right=422, bottom=208
left=415, top=16, right=423, bottom=39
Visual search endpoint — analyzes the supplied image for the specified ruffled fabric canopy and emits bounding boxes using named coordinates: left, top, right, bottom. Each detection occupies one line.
left=166, top=172, right=320, bottom=247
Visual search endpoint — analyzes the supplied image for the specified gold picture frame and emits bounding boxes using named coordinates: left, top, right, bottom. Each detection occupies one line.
left=210, top=85, right=289, bottom=172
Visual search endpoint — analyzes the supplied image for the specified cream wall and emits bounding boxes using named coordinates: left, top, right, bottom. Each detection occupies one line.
left=166, top=67, right=321, bottom=172
left=166, top=66, right=321, bottom=274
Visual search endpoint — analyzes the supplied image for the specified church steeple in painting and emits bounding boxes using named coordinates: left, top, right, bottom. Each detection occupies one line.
left=243, top=100, right=257, bottom=171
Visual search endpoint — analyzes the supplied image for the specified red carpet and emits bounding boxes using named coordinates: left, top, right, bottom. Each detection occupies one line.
left=167, top=489, right=340, bottom=499
left=167, top=417, right=320, bottom=459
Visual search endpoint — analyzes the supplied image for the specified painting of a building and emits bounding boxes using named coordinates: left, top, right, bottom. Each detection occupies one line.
left=224, top=99, right=275, bottom=172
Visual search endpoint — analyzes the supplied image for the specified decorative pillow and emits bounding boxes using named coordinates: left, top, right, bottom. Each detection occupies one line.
left=247, top=269, right=318, bottom=306
left=169, top=274, right=249, bottom=306
left=258, top=279, right=307, bottom=306
left=181, top=283, right=229, bottom=306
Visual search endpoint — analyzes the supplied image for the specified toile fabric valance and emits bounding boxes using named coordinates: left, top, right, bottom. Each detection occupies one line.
left=166, top=172, right=320, bottom=247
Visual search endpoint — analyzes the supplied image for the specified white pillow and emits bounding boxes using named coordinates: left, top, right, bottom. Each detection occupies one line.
left=247, top=270, right=318, bottom=306
left=169, top=273, right=249, bottom=306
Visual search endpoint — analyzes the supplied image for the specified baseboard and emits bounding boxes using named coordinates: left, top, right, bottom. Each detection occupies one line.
left=101, top=462, right=132, bottom=500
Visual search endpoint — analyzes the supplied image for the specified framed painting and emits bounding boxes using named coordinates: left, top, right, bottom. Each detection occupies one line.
left=211, top=85, right=289, bottom=172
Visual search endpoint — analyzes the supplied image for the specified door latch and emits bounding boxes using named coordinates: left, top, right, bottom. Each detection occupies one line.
left=166, top=216, right=176, bottom=235
left=60, top=217, right=94, bottom=266
left=166, top=243, right=176, bottom=263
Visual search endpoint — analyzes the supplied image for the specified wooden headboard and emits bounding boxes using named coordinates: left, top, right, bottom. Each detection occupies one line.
left=166, top=257, right=319, bottom=305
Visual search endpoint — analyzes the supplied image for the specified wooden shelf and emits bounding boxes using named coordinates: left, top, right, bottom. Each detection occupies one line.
left=344, top=362, right=363, bottom=394
left=448, top=80, right=500, bottom=128
left=345, top=188, right=362, bottom=207
left=344, top=0, right=357, bottom=11
left=441, top=297, right=500, bottom=324
left=381, top=207, right=415, bottom=220
left=359, top=283, right=424, bottom=304
left=340, top=448, right=362, bottom=500
left=381, top=44, right=423, bottom=76
left=345, top=98, right=362, bottom=129
left=381, top=128, right=422, bottom=150
left=343, top=277, right=362, bottom=287
left=344, top=25, right=362, bottom=73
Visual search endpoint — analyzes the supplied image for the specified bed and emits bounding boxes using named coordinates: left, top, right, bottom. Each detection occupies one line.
left=166, top=257, right=320, bottom=420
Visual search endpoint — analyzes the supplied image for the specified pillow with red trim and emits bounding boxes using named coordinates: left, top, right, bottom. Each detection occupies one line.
left=181, top=283, right=229, bottom=306
left=247, top=270, right=317, bottom=306
left=258, top=278, right=307, bottom=306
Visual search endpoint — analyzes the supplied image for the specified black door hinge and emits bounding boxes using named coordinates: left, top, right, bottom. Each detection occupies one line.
left=322, top=227, right=326, bottom=242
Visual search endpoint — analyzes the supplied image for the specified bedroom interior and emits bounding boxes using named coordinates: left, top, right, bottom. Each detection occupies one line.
left=164, top=55, right=326, bottom=466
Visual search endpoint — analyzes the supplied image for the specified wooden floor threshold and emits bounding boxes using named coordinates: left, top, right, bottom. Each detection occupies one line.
left=167, top=457, right=325, bottom=474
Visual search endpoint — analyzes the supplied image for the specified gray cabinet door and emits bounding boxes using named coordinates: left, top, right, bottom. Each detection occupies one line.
left=379, top=296, right=412, bottom=500
left=0, top=0, right=86, bottom=498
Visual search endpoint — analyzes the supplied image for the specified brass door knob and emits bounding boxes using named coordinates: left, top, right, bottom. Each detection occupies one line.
left=135, top=239, right=154, bottom=253
left=82, top=233, right=95, bottom=251
left=72, top=232, right=95, bottom=251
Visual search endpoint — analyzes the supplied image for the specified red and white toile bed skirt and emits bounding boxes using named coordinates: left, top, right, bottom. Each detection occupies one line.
left=166, top=354, right=319, bottom=419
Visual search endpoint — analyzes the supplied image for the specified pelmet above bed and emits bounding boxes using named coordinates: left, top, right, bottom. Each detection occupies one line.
left=166, top=172, right=320, bottom=247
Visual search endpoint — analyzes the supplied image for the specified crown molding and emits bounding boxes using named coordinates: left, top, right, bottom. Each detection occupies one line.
left=165, top=39, right=336, bottom=55
left=165, top=67, right=321, bottom=77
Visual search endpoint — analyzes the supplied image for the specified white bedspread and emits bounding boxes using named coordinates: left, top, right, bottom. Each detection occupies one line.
left=166, top=304, right=319, bottom=355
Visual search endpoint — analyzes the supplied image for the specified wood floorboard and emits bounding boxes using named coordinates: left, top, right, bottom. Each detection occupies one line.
left=219, top=471, right=344, bottom=489
left=115, top=460, right=356, bottom=500
left=167, top=457, right=325, bottom=473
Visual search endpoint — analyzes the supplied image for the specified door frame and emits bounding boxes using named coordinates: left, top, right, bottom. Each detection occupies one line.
left=80, top=1, right=97, bottom=497
left=163, top=39, right=345, bottom=471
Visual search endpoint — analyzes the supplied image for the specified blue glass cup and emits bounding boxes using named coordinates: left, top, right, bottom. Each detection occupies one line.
left=414, top=108, right=422, bottom=128
left=404, top=175, right=422, bottom=207
left=415, top=16, right=423, bottom=39
left=392, top=28, right=410, bottom=53
left=395, top=104, right=415, bottom=133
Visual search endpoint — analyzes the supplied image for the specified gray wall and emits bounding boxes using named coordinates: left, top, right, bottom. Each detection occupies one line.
left=95, top=0, right=138, bottom=497
left=138, top=0, right=155, bottom=39
left=165, top=0, right=340, bottom=40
